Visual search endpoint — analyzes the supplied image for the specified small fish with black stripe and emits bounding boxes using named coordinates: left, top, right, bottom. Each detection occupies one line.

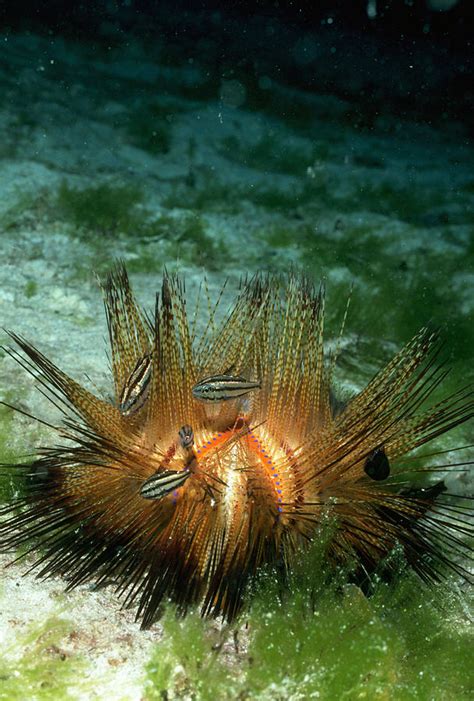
left=118, top=353, right=152, bottom=416
left=192, top=374, right=261, bottom=403
left=141, top=425, right=196, bottom=500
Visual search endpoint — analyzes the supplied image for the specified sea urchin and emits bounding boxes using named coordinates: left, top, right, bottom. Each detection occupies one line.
left=0, top=265, right=472, bottom=627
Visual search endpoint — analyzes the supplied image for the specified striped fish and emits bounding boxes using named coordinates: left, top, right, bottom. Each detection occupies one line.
left=192, top=374, right=261, bottom=402
left=140, top=469, right=190, bottom=500
left=119, top=353, right=152, bottom=416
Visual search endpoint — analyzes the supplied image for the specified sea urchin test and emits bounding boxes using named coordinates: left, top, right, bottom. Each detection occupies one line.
left=0, top=265, right=472, bottom=627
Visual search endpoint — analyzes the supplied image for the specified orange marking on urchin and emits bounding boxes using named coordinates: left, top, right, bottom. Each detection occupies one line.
left=194, top=426, right=237, bottom=460
left=0, top=264, right=472, bottom=628
left=193, top=419, right=298, bottom=526
left=246, top=429, right=283, bottom=502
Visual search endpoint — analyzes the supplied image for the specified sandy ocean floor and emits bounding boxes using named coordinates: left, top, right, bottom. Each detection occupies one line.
left=0, top=23, right=473, bottom=700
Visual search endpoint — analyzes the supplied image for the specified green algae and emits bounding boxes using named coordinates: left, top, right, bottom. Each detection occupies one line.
left=151, top=212, right=209, bottom=248
left=246, top=576, right=473, bottom=700
left=56, top=181, right=145, bottom=235
left=53, top=180, right=225, bottom=274
left=51, top=198, right=228, bottom=280
left=0, top=191, right=45, bottom=232
left=0, top=617, right=85, bottom=701
left=126, top=213, right=228, bottom=273
left=24, top=280, right=38, bottom=298
left=145, top=610, right=232, bottom=701
left=245, top=539, right=473, bottom=700
left=143, top=538, right=473, bottom=701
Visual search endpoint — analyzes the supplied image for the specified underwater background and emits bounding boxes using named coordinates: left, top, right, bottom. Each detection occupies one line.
left=0, top=1, right=472, bottom=699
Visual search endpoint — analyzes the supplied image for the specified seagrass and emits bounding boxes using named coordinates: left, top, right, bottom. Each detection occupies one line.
left=0, top=264, right=472, bottom=627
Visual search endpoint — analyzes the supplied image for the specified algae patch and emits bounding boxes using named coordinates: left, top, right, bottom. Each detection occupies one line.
left=145, top=610, right=232, bottom=701
left=0, top=617, right=85, bottom=701
left=143, top=539, right=473, bottom=700
left=56, top=181, right=145, bottom=236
